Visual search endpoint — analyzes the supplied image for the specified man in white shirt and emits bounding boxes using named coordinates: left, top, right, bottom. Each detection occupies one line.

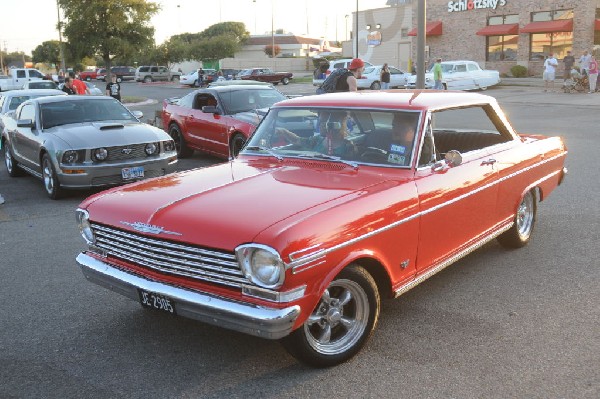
left=579, top=50, right=591, bottom=76
left=543, top=53, right=558, bottom=92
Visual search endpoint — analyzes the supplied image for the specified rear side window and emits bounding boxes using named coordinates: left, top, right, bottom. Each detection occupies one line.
left=138, top=67, right=149, bottom=72
left=150, top=67, right=158, bottom=72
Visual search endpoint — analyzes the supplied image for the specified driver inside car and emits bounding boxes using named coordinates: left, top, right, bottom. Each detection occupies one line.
left=363, top=112, right=418, bottom=166
left=274, top=112, right=357, bottom=158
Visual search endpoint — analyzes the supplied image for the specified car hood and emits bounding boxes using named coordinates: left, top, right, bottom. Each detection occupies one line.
left=82, top=159, right=399, bottom=251
left=46, top=122, right=168, bottom=148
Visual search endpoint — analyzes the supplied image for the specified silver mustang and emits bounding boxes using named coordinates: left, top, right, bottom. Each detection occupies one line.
left=1, top=96, right=177, bottom=199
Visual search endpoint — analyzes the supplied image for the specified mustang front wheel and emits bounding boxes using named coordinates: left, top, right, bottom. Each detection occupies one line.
left=42, top=153, right=64, bottom=200
left=281, top=264, right=380, bottom=367
left=169, top=124, right=193, bottom=158
left=498, top=189, right=536, bottom=248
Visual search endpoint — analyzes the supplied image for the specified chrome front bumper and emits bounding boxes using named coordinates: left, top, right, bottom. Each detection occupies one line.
left=76, top=253, right=301, bottom=339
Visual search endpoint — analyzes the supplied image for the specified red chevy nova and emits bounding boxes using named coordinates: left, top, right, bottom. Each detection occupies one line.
left=161, top=84, right=287, bottom=158
left=239, top=68, right=293, bottom=85
left=75, top=91, right=567, bottom=367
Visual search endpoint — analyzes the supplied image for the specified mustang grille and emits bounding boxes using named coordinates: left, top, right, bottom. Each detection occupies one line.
left=104, top=144, right=152, bottom=161
left=91, top=223, right=248, bottom=288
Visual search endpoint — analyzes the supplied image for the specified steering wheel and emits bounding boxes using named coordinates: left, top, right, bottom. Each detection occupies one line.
left=360, top=147, right=388, bottom=163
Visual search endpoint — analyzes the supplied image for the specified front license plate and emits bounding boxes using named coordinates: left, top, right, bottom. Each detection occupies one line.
left=122, top=166, right=144, bottom=180
left=138, top=289, right=176, bottom=314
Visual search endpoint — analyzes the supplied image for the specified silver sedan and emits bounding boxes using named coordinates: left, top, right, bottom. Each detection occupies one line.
left=1, top=96, right=177, bottom=199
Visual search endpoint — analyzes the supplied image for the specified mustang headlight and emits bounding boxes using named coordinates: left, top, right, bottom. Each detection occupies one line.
left=62, top=150, right=83, bottom=164
left=75, top=208, right=95, bottom=245
left=145, top=142, right=158, bottom=155
left=92, top=147, right=108, bottom=161
left=163, top=140, right=175, bottom=153
left=236, top=244, right=285, bottom=289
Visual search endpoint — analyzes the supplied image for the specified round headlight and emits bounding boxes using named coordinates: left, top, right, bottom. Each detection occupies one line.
left=236, top=244, right=285, bottom=289
left=75, top=209, right=95, bottom=244
left=62, top=150, right=79, bottom=163
left=93, top=147, right=108, bottom=161
left=145, top=142, right=158, bottom=155
left=163, top=140, right=175, bottom=152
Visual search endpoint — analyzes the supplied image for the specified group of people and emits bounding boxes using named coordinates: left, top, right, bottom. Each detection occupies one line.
left=544, top=50, right=598, bottom=93
left=61, top=71, right=122, bottom=101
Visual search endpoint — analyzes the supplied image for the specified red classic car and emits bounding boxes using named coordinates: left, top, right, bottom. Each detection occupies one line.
left=161, top=84, right=287, bottom=158
left=239, top=68, right=293, bottom=85
left=75, top=91, right=567, bottom=367
left=79, top=69, right=101, bottom=81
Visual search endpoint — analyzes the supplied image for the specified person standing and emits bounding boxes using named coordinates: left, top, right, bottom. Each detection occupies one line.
left=579, top=50, right=591, bottom=76
left=70, top=71, right=89, bottom=95
left=106, top=74, right=122, bottom=101
left=380, top=63, right=391, bottom=89
left=335, top=58, right=365, bottom=92
left=61, top=77, right=77, bottom=95
left=587, top=54, right=598, bottom=93
left=196, top=68, right=204, bottom=87
left=433, top=58, right=443, bottom=90
left=563, top=50, right=575, bottom=81
left=543, top=53, right=558, bottom=92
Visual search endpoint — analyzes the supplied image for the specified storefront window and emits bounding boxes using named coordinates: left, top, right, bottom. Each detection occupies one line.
left=531, top=9, right=573, bottom=22
left=530, top=32, right=573, bottom=60
left=487, top=35, right=518, bottom=61
left=488, top=14, right=519, bottom=25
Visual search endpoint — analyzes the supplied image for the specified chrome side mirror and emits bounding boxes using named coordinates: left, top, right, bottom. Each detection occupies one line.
left=131, top=110, right=143, bottom=119
left=445, top=150, right=463, bottom=167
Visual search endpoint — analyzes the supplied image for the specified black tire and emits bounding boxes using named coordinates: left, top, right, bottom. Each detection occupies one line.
left=230, top=133, right=246, bottom=158
left=281, top=264, right=380, bottom=368
left=281, top=77, right=290, bottom=85
left=41, top=153, right=64, bottom=200
left=370, top=81, right=381, bottom=90
left=497, top=189, right=536, bottom=248
left=85, top=76, right=91, bottom=81
left=168, top=124, right=193, bottom=158
left=143, top=76, right=152, bottom=83
left=116, top=77, right=122, bottom=83
left=443, top=83, right=448, bottom=90
left=3, top=140, right=25, bottom=177
left=273, top=82, right=279, bottom=85
left=171, top=75, right=180, bottom=82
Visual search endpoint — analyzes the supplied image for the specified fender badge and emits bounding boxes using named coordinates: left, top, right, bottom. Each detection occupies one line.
left=120, top=221, right=182, bottom=236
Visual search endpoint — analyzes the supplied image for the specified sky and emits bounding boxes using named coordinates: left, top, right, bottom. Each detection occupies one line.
left=0, top=0, right=389, bottom=55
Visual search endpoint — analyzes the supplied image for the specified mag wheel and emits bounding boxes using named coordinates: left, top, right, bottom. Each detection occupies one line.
left=498, top=189, right=536, bottom=248
left=281, top=264, right=380, bottom=368
left=168, top=124, right=193, bottom=158
left=4, top=142, right=24, bottom=177
left=41, top=153, right=64, bottom=200
left=281, top=77, right=290, bottom=85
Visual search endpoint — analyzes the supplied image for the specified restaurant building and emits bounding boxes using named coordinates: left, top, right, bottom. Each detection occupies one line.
left=351, top=0, right=600, bottom=76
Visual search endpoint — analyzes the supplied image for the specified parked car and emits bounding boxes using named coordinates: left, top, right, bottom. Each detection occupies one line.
left=97, top=66, right=136, bottom=82
left=21, top=80, right=59, bottom=90
left=94, top=68, right=107, bottom=81
left=239, top=68, right=293, bottom=85
left=85, top=82, right=103, bottom=95
left=1, top=96, right=177, bottom=199
left=220, top=68, right=240, bottom=80
left=179, top=69, right=217, bottom=87
left=406, top=60, right=501, bottom=90
left=0, top=89, right=65, bottom=115
left=0, top=68, right=46, bottom=91
left=235, top=69, right=252, bottom=80
left=161, top=84, right=287, bottom=158
left=74, top=91, right=567, bottom=367
left=79, top=69, right=102, bottom=81
left=312, top=58, right=374, bottom=86
left=357, top=65, right=409, bottom=90
left=135, top=66, right=182, bottom=83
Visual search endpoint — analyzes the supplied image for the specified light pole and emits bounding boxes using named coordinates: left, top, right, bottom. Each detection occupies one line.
left=253, top=0, right=257, bottom=35
left=56, top=0, right=67, bottom=74
left=345, top=15, right=349, bottom=42
left=271, top=0, right=275, bottom=69
left=355, top=0, right=359, bottom=58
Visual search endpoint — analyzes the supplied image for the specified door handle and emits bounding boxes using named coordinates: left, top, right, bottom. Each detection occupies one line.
left=481, top=159, right=496, bottom=166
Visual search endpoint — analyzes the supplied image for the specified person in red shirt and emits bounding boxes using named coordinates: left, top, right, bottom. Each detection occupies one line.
left=69, top=71, right=90, bottom=95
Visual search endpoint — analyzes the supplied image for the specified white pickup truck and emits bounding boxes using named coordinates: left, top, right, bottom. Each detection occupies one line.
left=0, top=68, right=46, bottom=91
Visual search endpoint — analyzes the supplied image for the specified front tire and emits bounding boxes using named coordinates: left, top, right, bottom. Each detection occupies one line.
left=85, top=76, right=91, bottom=81
left=116, top=77, right=122, bottom=83
left=281, top=264, right=380, bottom=368
left=497, top=189, right=536, bottom=248
left=41, top=153, right=64, bottom=200
left=168, top=124, right=193, bottom=158
left=143, top=76, right=152, bottom=83
left=281, top=77, right=290, bottom=85
left=370, top=81, right=381, bottom=90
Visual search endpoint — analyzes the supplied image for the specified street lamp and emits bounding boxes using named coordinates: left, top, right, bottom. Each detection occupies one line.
left=355, top=0, right=359, bottom=58
left=271, top=0, right=275, bottom=69
left=345, top=15, right=349, bottom=41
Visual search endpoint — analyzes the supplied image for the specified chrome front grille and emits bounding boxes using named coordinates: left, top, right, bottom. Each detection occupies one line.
left=91, top=223, right=248, bottom=288
left=105, top=144, right=151, bottom=161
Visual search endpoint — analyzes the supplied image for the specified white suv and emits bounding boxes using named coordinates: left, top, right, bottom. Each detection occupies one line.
left=312, top=58, right=373, bottom=86
left=135, top=66, right=182, bottom=83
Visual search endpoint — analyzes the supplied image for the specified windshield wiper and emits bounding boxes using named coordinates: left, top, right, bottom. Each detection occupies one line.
left=301, top=153, right=359, bottom=169
left=244, top=146, right=283, bottom=161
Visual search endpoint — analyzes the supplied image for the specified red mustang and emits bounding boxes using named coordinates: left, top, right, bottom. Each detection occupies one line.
left=161, top=84, right=287, bottom=158
left=76, top=91, right=567, bottom=367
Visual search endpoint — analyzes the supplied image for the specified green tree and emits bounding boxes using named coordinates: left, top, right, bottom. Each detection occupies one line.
left=32, top=41, right=62, bottom=72
left=185, top=22, right=249, bottom=62
left=58, top=0, right=159, bottom=76
left=264, top=44, right=281, bottom=58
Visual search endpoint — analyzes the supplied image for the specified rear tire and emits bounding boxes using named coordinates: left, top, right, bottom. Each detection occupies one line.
left=497, top=189, right=536, bottom=248
left=85, top=76, right=91, bottom=81
left=370, top=81, right=381, bottom=90
left=281, top=264, right=380, bottom=368
left=4, top=140, right=25, bottom=177
left=41, top=153, right=64, bottom=200
left=116, top=77, right=122, bottom=83
left=143, top=76, right=152, bottom=83
left=168, top=124, right=193, bottom=158
left=281, top=77, right=290, bottom=85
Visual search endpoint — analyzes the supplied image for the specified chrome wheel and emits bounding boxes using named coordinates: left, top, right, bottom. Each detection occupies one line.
left=4, top=144, right=13, bottom=172
left=42, top=156, right=55, bottom=195
left=304, top=279, right=369, bottom=355
left=516, top=190, right=535, bottom=240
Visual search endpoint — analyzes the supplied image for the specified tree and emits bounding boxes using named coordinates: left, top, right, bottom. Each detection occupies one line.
left=264, top=45, right=281, bottom=58
left=32, top=41, right=62, bottom=72
left=58, top=0, right=159, bottom=76
left=185, top=22, right=249, bottom=62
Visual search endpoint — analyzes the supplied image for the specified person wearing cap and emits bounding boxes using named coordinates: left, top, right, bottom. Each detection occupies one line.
left=336, top=58, right=365, bottom=92
left=543, top=53, right=558, bottom=92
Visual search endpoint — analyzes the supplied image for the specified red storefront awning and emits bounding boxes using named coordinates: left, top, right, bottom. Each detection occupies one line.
left=476, top=23, right=519, bottom=36
left=408, top=21, right=443, bottom=36
left=520, top=19, right=573, bottom=33
left=595, top=19, right=600, bottom=31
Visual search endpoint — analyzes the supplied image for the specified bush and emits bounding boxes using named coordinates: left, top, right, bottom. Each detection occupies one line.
left=510, top=65, right=528, bottom=78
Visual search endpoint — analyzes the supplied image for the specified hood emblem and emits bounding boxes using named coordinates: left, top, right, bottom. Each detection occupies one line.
left=122, top=148, right=133, bottom=155
left=120, top=221, right=182, bottom=236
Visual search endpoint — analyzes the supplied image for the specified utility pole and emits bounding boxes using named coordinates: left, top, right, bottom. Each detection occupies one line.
left=416, top=0, right=426, bottom=89
left=271, top=0, right=275, bottom=70
left=354, top=0, right=359, bottom=58
left=0, top=41, right=4, bottom=74
left=56, top=0, right=67, bottom=73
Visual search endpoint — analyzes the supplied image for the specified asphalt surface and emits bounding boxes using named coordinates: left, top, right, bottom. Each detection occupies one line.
left=0, top=81, right=598, bottom=398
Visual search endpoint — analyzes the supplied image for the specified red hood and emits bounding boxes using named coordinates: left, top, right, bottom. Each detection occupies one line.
left=81, top=158, right=397, bottom=250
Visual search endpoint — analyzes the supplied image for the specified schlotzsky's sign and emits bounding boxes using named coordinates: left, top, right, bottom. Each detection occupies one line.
left=448, top=0, right=506, bottom=12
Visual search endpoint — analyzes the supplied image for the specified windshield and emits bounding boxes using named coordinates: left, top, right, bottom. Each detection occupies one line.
left=241, top=107, right=421, bottom=167
left=41, top=98, right=138, bottom=129
left=221, top=88, right=286, bottom=114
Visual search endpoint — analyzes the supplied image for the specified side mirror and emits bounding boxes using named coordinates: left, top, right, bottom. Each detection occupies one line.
left=17, top=119, right=35, bottom=129
left=445, top=150, right=463, bottom=167
left=202, top=105, right=220, bottom=115
left=131, top=110, right=143, bottom=119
